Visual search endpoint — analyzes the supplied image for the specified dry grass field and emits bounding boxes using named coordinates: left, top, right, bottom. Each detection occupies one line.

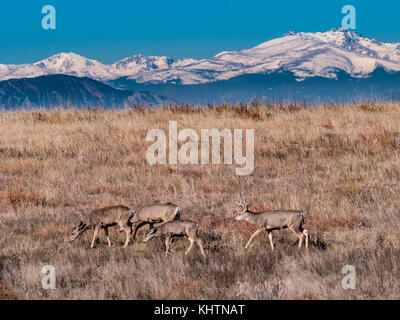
left=1, top=102, right=400, bottom=300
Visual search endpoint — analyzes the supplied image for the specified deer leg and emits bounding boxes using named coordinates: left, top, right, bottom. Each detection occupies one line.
left=185, top=238, right=195, bottom=256
left=196, top=239, right=206, bottom=257
left=288, top=227, right=304, bottom=248
left=104, top=227, right=112, bottom=246
left=290, top=227, right=304, bottom=248
left=298, top=234, right=303, bottom=248
left=245, top=229, right=263, bottom=249
left=129, top=224, right=133, bottom=241
left=132, top=222, right=146, bottom=241
left=132, top=223, right=139, bottom=239
left=267, top=231, right=274, bottom=251
left=117, top=220, right=125, bottom=233
left=123, top=226, right=131, bottom=248
left=303, top=229, right=309, bottom=249
left=165, top=235, right=171, bottom=256
left=90, top=225, right=101, bottom=248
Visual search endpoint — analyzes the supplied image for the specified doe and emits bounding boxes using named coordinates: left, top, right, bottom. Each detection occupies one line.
left=143, top=220, right=206, bottom=257
left=69, top=205, right=133, bottom=248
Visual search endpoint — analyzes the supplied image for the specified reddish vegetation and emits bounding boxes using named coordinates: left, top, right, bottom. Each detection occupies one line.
left=0, top=283, right=16, bottom=300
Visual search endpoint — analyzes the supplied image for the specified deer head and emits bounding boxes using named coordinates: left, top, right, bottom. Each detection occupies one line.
left=235, top=201, right=250, bottom=221
left=142, top=227, right=161, bottom=243
left=69, top=221, right=89, bottom=242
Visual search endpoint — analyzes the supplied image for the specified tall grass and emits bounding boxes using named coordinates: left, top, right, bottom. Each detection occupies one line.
left=0, top=103, right=400, bottom=299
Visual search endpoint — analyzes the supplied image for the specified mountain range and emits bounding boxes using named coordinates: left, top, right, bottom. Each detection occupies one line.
left=2, top=28, right=400, bottom=107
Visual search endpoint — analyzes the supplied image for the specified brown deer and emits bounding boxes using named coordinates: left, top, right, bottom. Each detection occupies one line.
left=235, top=202, right=309, bottom=250
left=130, top=203, right=180, bottom=241
left=69, top=206, right=133, bottom=248
left=142, top=220, right=206, bottom=257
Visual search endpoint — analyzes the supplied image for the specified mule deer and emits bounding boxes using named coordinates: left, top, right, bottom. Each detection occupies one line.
left=143, top=221, right=205, bottom=257
left=69, top=205, right=133, bottom=248
left=235, top=202, right=309, bottom=250
left=130, top=203, right=180, bottom=241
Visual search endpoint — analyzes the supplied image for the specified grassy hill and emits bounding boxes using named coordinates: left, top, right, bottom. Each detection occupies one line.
left=0, top=103, right=400, bottom=299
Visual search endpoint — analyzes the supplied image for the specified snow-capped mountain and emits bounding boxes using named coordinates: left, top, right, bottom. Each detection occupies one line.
left=132, top=28, right=400, bottom=84
left=0, top=52, right=182, bottom=82
left=1, top=28, right=400, bottom=85
left=112, top=54, right=175, bottom=74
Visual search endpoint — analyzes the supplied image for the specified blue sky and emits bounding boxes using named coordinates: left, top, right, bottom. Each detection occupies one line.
left=1, top=0, right=400, bottom=64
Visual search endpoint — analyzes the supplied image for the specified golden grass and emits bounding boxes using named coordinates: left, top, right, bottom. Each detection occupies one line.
left=1, top=103, right=400, bottom=299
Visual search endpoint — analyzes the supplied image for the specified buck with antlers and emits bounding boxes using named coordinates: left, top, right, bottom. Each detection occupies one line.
left=130, top=203, right=181, bottom=241
left=69, top=205, right=134, bottom=248
left=235, top=202, right=309, bottom=250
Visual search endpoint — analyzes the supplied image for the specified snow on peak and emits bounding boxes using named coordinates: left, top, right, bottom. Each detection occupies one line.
left=1, top=29, right=400, bottom=84
left=37, top=52, right=97, bottom=70
left=113, top=54, right=175, bottom=71
left=32, top=52, right=114, bottom=79
left=283, top=30, right=303, bottom=37
left=305, top=29, right=400, bottom=62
